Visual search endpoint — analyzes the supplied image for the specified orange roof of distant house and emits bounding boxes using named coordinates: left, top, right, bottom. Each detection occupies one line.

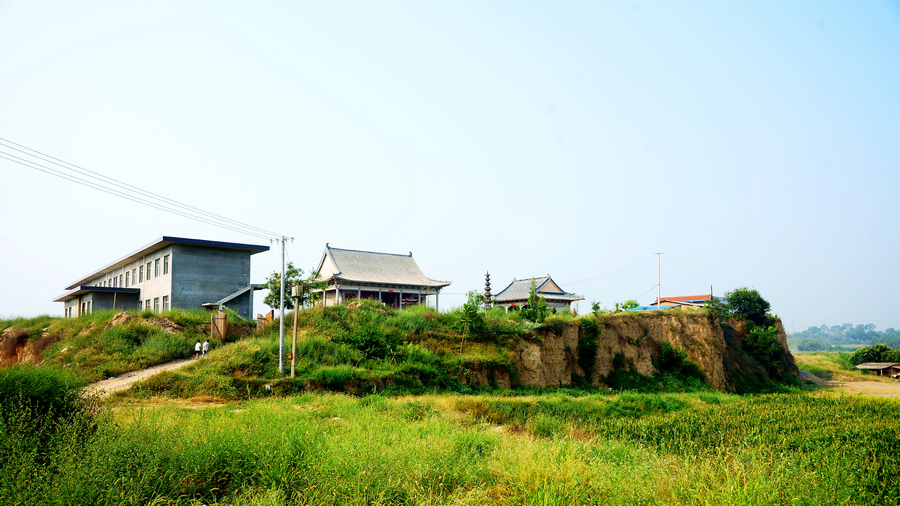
left=653, top=294, right=718, bottom=304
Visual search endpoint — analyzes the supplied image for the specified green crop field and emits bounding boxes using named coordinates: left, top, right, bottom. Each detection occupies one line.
left=2, top=379, right=898, bottom=505
left=3, top=307, right=898, bottom=504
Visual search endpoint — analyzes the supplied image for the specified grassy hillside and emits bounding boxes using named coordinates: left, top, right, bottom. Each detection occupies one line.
left=3, top=301, right=797, bottom=395
left=794, top=351, right=899, bottom=383
left=129, top=301, right=535, bottom=399
left=0, top=308, right=253, bottom=382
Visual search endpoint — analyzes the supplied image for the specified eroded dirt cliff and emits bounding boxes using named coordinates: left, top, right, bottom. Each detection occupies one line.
left=510, top=313, right=797, bottom=392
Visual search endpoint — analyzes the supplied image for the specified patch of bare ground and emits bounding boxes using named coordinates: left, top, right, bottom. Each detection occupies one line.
left=834, top=380, right=900, bottom=398
left=111, top=397, right=228, bottom=410
left=85, top=358, right=195, bottom=398
left=802, top=371, right=900, bottom=398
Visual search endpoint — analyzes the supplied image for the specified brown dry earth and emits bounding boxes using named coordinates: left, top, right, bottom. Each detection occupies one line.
left=802, top=371, right=900, bottom=398
left=833, top=380, right=900, bottom=398
left=84, top=358, right=195, bottom=398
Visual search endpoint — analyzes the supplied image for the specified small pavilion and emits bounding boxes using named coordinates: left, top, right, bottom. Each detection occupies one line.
left=492, top=275, right=583, bottom=312
left=313, top=244, right=451, bottom=310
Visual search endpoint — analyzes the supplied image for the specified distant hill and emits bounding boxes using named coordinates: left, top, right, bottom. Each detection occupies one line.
left=788, top=324, right=900, bottom=352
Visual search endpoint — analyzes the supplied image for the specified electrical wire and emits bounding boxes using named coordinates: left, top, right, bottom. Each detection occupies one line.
left=0, top=137, right=281, bottom=238
left=632, top=284, right=660, bottom=303
left=0, top=151, right=275, bottom=240
left=0, top=138, right=283, bottom=240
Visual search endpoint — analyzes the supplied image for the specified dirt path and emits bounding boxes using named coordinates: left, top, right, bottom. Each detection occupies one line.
left=84, top=358, right=196, bottom=398
left=833, top=380, right=900, bottom=398
left=802, top=371, right=900, bottom=398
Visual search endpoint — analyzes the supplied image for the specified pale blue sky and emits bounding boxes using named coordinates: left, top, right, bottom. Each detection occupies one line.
left=1, top=1, right=898, bottom=332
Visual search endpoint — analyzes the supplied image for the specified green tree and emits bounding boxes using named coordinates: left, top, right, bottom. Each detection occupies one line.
left=796, top=338, right=831, bottom=352
left=849, top=344, right=895, bottom=366
left=745, top=325, right=782, bottom=369
left=520, top=280, right=549, bottom=323
left=724, top=287, right=771, bottom=325
left=705, top=296, right=729, bottom=319
left=459, top=290, right=484, bottom=335
left=614, top=299, right=639, bottom=311
left=263, top=262, right=304, bottom=310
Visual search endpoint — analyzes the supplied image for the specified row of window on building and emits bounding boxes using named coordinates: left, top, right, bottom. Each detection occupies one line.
left=64, top=304, right=85, bottom=317
left=99, top=255, right=169, bottom=288
left=139, top=296, right=169, bottom=312
left=66, top=296, right=170, bottom=317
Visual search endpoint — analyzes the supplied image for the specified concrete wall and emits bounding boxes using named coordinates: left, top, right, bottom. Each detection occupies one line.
left=91, top=291, right=141, bottom=312
left=170, top=244, right=252, bottom=318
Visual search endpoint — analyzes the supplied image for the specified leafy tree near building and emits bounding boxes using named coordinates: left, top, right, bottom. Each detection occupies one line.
left=262, top=262, right=323, bottom=310
left=705, top=287, right=773, bottom=326
left=614, top=299, right=640, bottom=311
left=520, top=280, right=549, bottom=323
left=849, top=344, right=900, bottom=366
left=459, top=290, right=484, bottom=335
left=723, top=287, right=771, bottom=325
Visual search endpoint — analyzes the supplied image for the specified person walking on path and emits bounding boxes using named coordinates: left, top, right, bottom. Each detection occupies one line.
left=195, top=340, right=202, bottom=359
left=202, top=339, right=210, bottom=357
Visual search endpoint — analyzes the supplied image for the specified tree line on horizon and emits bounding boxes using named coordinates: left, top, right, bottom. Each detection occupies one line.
left=789, top=323, right=900, bottom=352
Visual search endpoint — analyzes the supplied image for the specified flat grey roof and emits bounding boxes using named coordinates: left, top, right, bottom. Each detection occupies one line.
left=64, top=236, right=269, bottom=290
left=855, top=362, right=900, bottom=370
left=53, top=286, right=141, bottom=302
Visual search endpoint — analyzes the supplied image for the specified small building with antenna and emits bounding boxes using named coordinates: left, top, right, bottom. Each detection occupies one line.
left=312, top=244, right=450, bottom=309
left=54, top=236, right=269, bottom=319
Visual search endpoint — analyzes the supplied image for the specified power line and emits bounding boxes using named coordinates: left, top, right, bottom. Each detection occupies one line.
left=0, top=138, right=281, bottom=240
left=0, top=152, right=275, bottom=240
left=0, top=137, right=280, bottom=238
left=633, top=284, right=659, bottom=302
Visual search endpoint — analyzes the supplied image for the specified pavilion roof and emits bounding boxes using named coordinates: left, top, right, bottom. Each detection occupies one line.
left=493, top=275, right=583, bottom=302
left=315, top=245, right=450, bottom=289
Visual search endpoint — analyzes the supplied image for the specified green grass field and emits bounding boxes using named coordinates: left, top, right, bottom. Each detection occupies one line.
left=2, top=387, right=898, bottom=505
left=5, top=307, right=894, bottom=504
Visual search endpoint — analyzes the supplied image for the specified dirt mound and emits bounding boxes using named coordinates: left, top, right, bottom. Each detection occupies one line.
left=105, top=312, right=184, bottom=334
left=799, top=370, right=829, bottom=385
left=0, top=329, right=29, bottom=363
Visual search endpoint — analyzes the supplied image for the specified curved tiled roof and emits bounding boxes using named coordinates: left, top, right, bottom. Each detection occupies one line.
left=493, top=275, right=583, bottom=302
left=315, top=245, right=450, bottom=289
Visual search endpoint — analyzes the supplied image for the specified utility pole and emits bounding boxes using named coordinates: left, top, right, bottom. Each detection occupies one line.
left=291, top=283, right=300, bottom=378
left=279, top=237, right=285, bottom=374
left=276, top=236, right=294, bottom=375
left=656, top=252, right=663, bottom=311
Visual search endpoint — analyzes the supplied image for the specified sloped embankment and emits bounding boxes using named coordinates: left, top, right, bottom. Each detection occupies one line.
left=510, top=314, right=797, bottom=392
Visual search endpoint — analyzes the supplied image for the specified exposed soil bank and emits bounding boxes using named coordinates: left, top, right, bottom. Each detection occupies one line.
left=507, top=314, right=797, bottom=392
